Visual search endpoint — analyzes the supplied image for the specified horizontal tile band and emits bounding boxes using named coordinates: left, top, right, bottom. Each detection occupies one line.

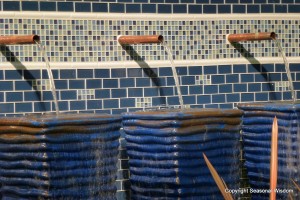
left=2, top=11, right=300, bottom=21
left=1, top=57, right=300, bottom=69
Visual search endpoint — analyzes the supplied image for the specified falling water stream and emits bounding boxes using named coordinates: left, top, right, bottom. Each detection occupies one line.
left=36, top=41, right=60, bottom=115
left=161, top=41, right=184, bottom=108
left=273, top=39, right=296, bottom=102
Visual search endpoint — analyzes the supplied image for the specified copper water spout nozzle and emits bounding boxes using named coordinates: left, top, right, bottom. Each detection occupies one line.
left=118, top=35, right=163, bottom=45
left=227, top=32, right=276, bottom=43
left=0, top=35, right=40, bottom=45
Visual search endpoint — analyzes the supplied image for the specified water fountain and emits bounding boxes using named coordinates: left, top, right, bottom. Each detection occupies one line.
left=0, top=35, right=122, bottom=199
left=228, top=32, right=300, bottom=199
left=119, top=35, right=243, bottom=199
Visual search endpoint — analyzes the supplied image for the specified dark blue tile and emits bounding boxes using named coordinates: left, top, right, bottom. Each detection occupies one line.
left=24, top=70, right=40, bottom=79
left=40, top=2, right=56, bottom=11
left=269, top=92, right=282, bottom=101
left=226, top=74, right=239, bottom=83
left=0, top=103, right=14, bottom=113
left=159, top=67, right=172, bottom=76
left=5, top=70, right=22, bottom=80
left=181, top=0, right=194, bottom=3
left=126, top=4, right=141, bottom=13
left=120, top=98, right=135, bottom=107
left=70, top=101, right=86, bottom=110
left=189, top=66, right=202, bottom=75
left=136, top=78, right=150, bottom=87
left=247, top=5, right=260, bottom=13
left=212, top=94, right=225, bottom=103
left=142, top=68, right=158, bottom=78
left=233, top=5, right=246, bottom=13
left=218, top=65, right=232, bottom=74
left=240, top=0, right=253, bottom=3
left=57, top=2, right=74, bottom=12
left=15, top=81, right=32, bottom=91
left=233, top=64, right=246, bottom=73
left=0, top=71, right=3, bottom=80
left=261, top=4, right=273, bottom=13
left=120, top=78, right=135, bottom=88
left=103, top=79, right=118, bottom=88
left=176, top=67, right=187, bottom=75
left=43, top=70, right=58, bottom=79
left=166, top=77, right=175, bottom=86
left=158, top=4, right=172, bottom=13
left=6, top=92, right=23, bottom=102
left=204, top=85, right=218, bottom=94
left=181, top=76, right=195, bottom=85
left=34, top=102, right=51, bottom=112
left=152, top=77, right=166, bottom=86
left=255, top=92, right=268, bottom=101
left=197, top=95, right=211, bottom=104
left=119, top=0, right=132, bottom=2
left=290, top=63, right=299, bottom=72
left=225, top=0, right=238, bottom=2
left=255, top=73, right=268, bottom=82
left=188, top=5, right=202, bottom=14
left=16, top=103, right=32, bottom=112
left=104, top=99, right=119, bottom=108
left=248, top=64, right=261, bottom=73
left=211, top=75, right=225, bottom=84
left=61, top=91, right=77, bottom=100
left=183, top=96, right=196, bottom=104
left=75, top=3, right=91, bottom=12
left=262, top=83, right=274, bottom=91
left=234, top=83, right=247, bottom=92
left=142, top=4, right=156, bottom=13
left=87, top=100, right=102, bottom=109
left=152, top=97, right=166, bottom=106
left=144, top=88, right=159, bottom=97
left=189, top=85, right=203, bottom=95
left=87, top=79, right=102, bottom=89
left=92, top=3, right=108, bottom=12
left=0, top=81, right=13, bottom=91
left=134, top=0, right=148, bottom=3
left=261, top=64, right=274, bottom=72
left=282, top=0, right=294, bottom=2
left=275, top=64, right=285, bottom=72
left=0, top=93, right=4, bottom=102
left=160, top=87, right=174, bottom=96
left=203, top=5, right=217, bottom=14
left=54, top=80, right=68, bottom=89
left=179, top=86, right=188, bottom=95
left=241, top=74, right=254, bottom=83
left=22, top=2, right=38, bottom=11
left=112, top=89, right=127, bottom=98
left=204, top=65, right=217, bottom=75
left=77, top=69, right=94, bottom=78
left=219, top=84, right=232, bottom=93
left=127, top=68, right=143, bottom=77
left=3, top=1, right=20, bottom=11
left=69, top=80, right=85, bottom=89
left=248, top=83, right=261, bottom=92
left=111, top=69, right=126, bottom=78
left=43, top=91, right=58, bottom=101
left=24, top=91, right=41, bottom=101
left=173, top=4, right=187, bottom=13
left=128, top=88, right=143, bottom=97
left=211, top=0, right=224, bottom=3
left=167, top=96, right=180, bottom=105
left=149, top=0, right=164, bottom=3
left=218, top=5, right=231, bottom=13
left=195, top=0, right=209, bottom=2
left=166, top=0, right=179, bottom=3
left=205, top=104, right=219, bottom=109
left=59, top=69, right=76, bottom=79
left=241, top=93, right=254, bottom=102
left=254, top=0, right=266, bottom=2
left=220, top=104, right=233, bottom=109
left=95, top=69, right=110, bottom=78
left=110, top=3, right=125, bottom=13
left=275, top=5, right=287, bottom=13
left=268, top=73, right=281, bottom=81
left=95, top=89, right=110, bottom=98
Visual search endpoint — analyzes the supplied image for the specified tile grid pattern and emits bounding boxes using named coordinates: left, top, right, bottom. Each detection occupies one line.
left=0, top=18, right=300, bottom=62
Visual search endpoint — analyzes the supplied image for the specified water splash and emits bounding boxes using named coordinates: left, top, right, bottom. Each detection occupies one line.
left=36, top=41, right=59, bottom=115
left=273, top=39, right=296, bottom=102
left=161, top=41, right=184, bottom=108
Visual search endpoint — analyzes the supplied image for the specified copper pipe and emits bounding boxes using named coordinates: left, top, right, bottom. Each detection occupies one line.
left=227, top=32, right=276, bottom=43
left=118, top=35, right=163, bottom=45
left=0, top=35, right=40, bottom=45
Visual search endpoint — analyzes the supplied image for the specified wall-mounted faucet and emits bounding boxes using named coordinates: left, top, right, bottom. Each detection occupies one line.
left=117, top=35, right=164, bottom=45
left=0, top=35, right=40, bottom=45
left=227, top=32, right=276, bottom=43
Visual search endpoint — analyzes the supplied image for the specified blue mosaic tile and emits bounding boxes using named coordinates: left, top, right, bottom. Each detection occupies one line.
left=103, top=99, right=119, bottom=108
left=157, top=4, right=172, bottom=13
left=167, top=96, right=180, bottom=105
left=16, top=103, right=32, bottom=112
left=43, top=91, right=56, bottom=101
left=225, top=0, right=238, bottom=3
left=219, top=84, right=232, bottom=93
left=254, top=73, right=268, bottom=82
left=59, top=70, right=76, bottom=79
left=22, top=1, right=38, bottom=11
left=3, top=1, right=20, bottom=11
left=77, top=69, right=94, bottom=78
left=70, top=100, right=86, bottom=110
left=5, top=70, right=22, bottom=80
left=95, top=69, right=110, bottom=78
left=166, top=0, right=179, bottom=3
left=226, top=93, right=240, bottom=102
left=233, top=5, right=246, bottom=13
left=128, top=88, right=143, bottom=97
left=218, top=5, right=231, bottom=13
left=204, top=85, right=218, bottom=94
left=220, top=103, right=233, bottom=109
left=75, top=3, right=91, bottom=12
left=95, top=89, right=111, bottom=98
left=136, top=78, right=151, bottom=87
left=188, top=66, right=202, bottom=75
left=211, top=75, right=225, bottom=84
left=69, top=80, right=85, bottom=89
left=180, top=86, right=189, bottom=95
left=204, top=66, right=217, bottom=75
left=248, top=64, right=261, bottom=73
left=197, top=95, right=212, bottom=104
left=6, top=92, right=23, bottom=102
left=212, top=94, right=226, bottom=103
left=233, top=65, right=247, bottom=73
left=173, top=4, right=187, bottom=13
left=226, top=74, right=239, bottom=83
left=120, top=78, right=135, bottom=88
left=269, top=92, right=282, bottom=101
left=103, top=79, right=118, bottom=88
left=86, top=79, right=101, bottom=89
left=203, top=5, right=217, bottom=14
left=189, top=85, right=203, bottom=95
left=0, top=81, right=13, bottom=91
left=261, top=4, right=273, bottom=13
left=141, top=4, right=156, bottom=13
left=166, top=77, right=175, bottom=86
left=241, top=74, right=255, bottom=83
left=160, top=87, right=174, bottom=96
left=268, top=73, right=281, bottom=82
left=126, top=4, right=141, bottom=13
left=60, top=91, right=77, bottom=100
left=248, top=83, right=262, bottom=92
left=0, top=93, right=3, bottom=102
left=120, top=98, right=135, bottom=107
left=275, top=64, right=286, bottom=72
left=159, top=67, right=172, bottom=76
left=57, top=2, right=74, bottom=12
left=262, top=83, right=274, bottom=91
left=275, top=4, right=287, bottom=13
left=176, top=67, right=188, bottom=76
left=241, top=93, right=255, bottom=102
left=0, top=103, right=14, bottom=113
left=254, top=0, right=266, bottom=3
left=255, top=92, right=269, bottom=101
left=15, top=81, right=33, bottom=91
left=112, top=89, right=127, bottom=98
left=110, top=3, right=125, bottom=13
left=234, top=83, right=247, bottom=92
left=152, top=97, right=166, bottom=106
left=87, top=100, right=102, bottom=109
left=288, top=4, right=300, bottom=13
left=92, top=3, right=108, bottom=12
left=144, top=88, right=159, bottom=97
left=211, top=0, right=225, bottom=3
left=24, top=91, right=41, bottom=102
left=111, top=69, right=126, bottom=78
left=0, top=71, right=3, bottom=80
left=183, top=96, right=196, bottom=104
left=188, top=5, right=202, bottom=14
left=181, top=76, right=195, bottom=85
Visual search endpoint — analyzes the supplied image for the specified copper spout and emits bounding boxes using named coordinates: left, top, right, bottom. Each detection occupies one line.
left=0, top=35, right=40, bottom=45
left=118, top=35, right=163, bottom=45
left=227, top=32, right=276, bottom=43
